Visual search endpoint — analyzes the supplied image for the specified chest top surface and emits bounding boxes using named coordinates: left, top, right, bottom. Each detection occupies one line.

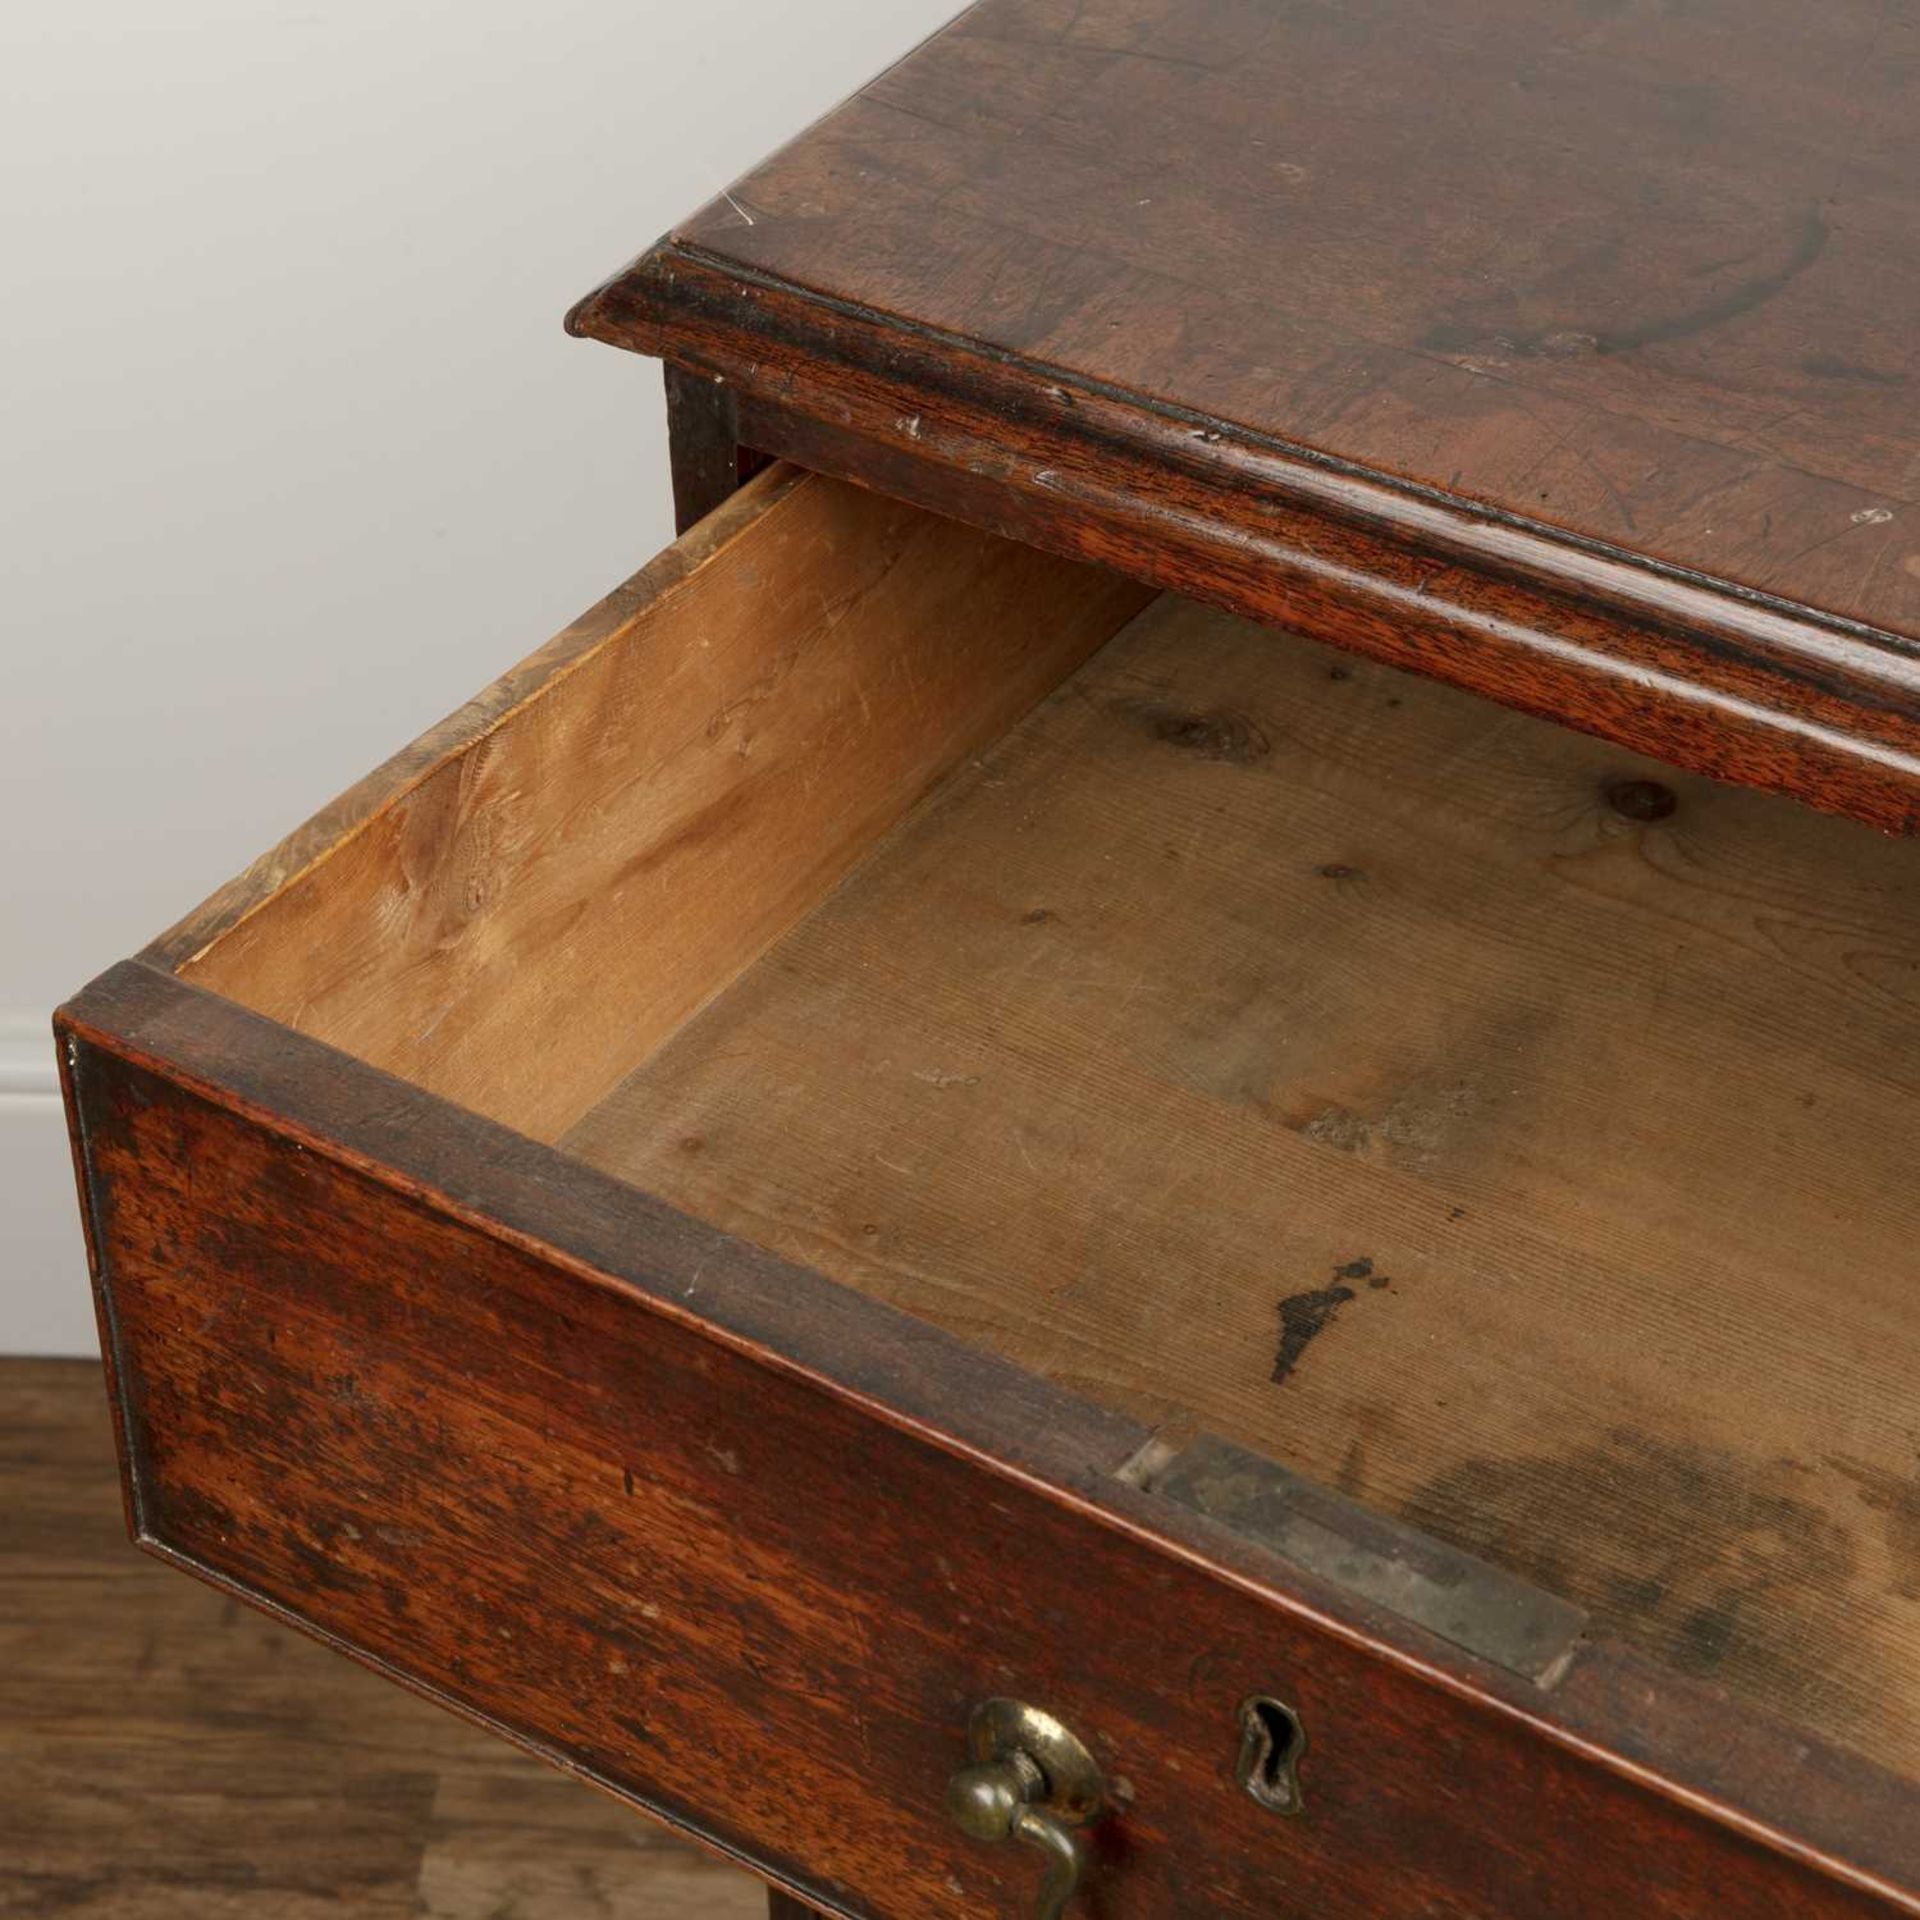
left=571, top=0, right=1920, bottom=830
left=670, top=0, right=1917, bottom=637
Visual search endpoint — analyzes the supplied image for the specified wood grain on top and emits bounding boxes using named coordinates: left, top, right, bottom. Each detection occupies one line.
left=678, top=0, right=1920, bottom=633
left=571, top=0, right=1920, bottom=831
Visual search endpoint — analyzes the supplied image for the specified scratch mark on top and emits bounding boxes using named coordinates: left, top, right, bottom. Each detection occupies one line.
left=722, top=191, right=757, bottom=229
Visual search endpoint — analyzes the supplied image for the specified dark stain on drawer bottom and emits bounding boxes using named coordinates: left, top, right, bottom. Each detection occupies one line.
left=1400, top=1432, right=1879, bottom=1738
left=1272, top=1260, right=1392, bottom=1385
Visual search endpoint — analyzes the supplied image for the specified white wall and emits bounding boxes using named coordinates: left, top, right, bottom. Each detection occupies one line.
left=1, top=0, right=961, bottom=1354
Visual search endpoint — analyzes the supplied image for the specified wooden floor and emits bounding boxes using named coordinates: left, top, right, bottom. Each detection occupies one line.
left=2, top=1356, right=765, bottom=1917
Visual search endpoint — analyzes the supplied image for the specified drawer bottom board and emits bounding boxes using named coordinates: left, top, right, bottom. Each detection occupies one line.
left=562, top=591, right=1920, bottom=1787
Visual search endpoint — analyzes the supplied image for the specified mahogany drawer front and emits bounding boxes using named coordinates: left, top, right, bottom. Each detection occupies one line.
left=61, top=465, right=1920, bottom=1914
left=63, top=981, right=1903, bottom=1920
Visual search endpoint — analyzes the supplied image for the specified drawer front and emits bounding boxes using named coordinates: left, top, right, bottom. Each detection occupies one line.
left=62, top=964, right=1903, bottom=1920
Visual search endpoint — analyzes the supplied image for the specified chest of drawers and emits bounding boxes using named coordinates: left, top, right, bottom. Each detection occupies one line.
left=63, top=2, right=1920, bottom=1913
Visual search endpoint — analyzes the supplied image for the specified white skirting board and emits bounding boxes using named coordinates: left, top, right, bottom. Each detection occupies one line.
left=0, top=1012, right=96, bottom=1357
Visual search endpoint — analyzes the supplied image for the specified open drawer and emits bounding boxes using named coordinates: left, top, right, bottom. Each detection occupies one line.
left=61, top=465, right=1920, bottom=1917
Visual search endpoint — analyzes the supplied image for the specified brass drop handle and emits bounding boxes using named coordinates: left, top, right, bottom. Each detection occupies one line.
left=947, top=1753, right=1084, bottom=1919
left=945, top=1700, right=1106, bottom=1920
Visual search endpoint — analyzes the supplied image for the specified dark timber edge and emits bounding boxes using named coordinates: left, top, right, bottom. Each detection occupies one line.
left=768, top=1895, right=828, bottom=1919
left=56, top=958, right=1920, bottom=1914
left=665, top=361, right=772, bottom=534
left=570, top=243, right=1920, bottom=837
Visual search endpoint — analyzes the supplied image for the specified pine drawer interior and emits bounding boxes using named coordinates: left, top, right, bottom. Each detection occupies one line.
left=160, top=464, right=1920, bottom=1785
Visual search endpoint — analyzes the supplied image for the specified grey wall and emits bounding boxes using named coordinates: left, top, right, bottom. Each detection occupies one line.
left=0, top=0, right=961, bottom=1352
